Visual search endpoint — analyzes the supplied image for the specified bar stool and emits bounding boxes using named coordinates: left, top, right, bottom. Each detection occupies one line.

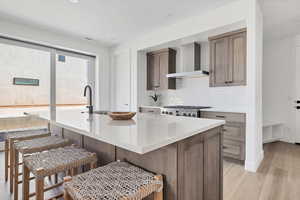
left=23, top=145, right=98, bottom=200
left=13, top=136, right=71, bottom=200
left=4, top=127, right=49, bottom=193
left=63, top=161, right=163, bottom=200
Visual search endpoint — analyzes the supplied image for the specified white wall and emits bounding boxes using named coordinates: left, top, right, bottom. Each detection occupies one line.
left=112, top=0, right=264, bottom=172
left=0, top=19, right=111, bottom=110
left=263, top=36, right=298, bottom=143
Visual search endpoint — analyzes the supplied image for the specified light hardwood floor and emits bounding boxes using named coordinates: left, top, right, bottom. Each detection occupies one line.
left=0, top=141, right=300, bottom=200
left=224, top=142, right=300, bottom=200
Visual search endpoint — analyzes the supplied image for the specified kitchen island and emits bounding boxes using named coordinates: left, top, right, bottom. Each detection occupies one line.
left=30, top=109, right=225, bottom=200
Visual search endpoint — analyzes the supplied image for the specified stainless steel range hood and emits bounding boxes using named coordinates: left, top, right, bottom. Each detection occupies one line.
left=166, top=70, right=209, bottom=78
left=166, top=43, right=209, bottom=79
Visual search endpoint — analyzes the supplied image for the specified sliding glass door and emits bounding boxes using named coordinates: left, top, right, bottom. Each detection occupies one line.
left=0, top=38, right=51, bottom=117
left=0, top=37, right=96, bottom=120
left=55, top=51, right=95, bottom=112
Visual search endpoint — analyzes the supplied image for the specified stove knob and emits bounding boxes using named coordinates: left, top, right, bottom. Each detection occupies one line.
left=169, top=112, right=173, bottom=115
left=183, top=113, right=187, bottom=116
left=192, top=114, right=196, bottom=117
left=188, top=113, right=192, bottom=117
left=176, top=114, right=180, bottom=116
left=162, top=111, right=165, bottom=114
left=165, top=111, right=169, bottom=114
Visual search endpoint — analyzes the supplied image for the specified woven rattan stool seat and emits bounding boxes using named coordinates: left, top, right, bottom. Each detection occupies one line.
left=4, top=127, right=49, bottom=140
left=14, top=136, right=71, bottom=154
left=64, top=161, right=163, bottom=200
left=24, top=145, right=97, bottom=179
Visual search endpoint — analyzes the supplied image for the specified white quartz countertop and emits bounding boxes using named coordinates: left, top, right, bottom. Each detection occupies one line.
left=29, top=109, right=225, bottom=154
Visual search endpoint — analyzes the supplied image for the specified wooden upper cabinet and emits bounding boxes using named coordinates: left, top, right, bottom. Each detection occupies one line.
left=147, top=53, right=160, bottom=88
left=228, top=31, right=247, bottom=85
left=209, top=37, right=229, bottom=87
left=209, top=28, right=247, bottom=87
left=147, top=48, right=176, bottom=90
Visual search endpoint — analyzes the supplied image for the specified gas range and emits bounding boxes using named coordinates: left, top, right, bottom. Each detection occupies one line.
left=161, top=105, right=211, bottom=118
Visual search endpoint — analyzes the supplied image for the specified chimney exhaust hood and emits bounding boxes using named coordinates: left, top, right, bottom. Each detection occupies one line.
left=166, top=43, right=209, bottom=79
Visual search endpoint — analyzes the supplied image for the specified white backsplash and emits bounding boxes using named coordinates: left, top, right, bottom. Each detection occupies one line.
left=146, top=77, right=248, bottom=108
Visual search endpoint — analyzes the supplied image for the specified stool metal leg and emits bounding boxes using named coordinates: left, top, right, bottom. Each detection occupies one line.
left=9, top=139, right=14, bottom=193
left=14, top=149, right=19, bottom=200
left=5, top=139, right=9, bottom=182
left=22, top=164, right=30, bottom=200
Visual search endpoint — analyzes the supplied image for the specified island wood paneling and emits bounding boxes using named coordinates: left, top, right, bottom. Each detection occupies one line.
left=178, top=127, right=223, bottom=200
left=62, top=129, right=83, bottom=147
left=178, top=132, right=204, bottom=200
left=83, top=136, right=115, bottom=166
left=203, top=127, right=223, bottom=200
left=116, top=144, right=178, bottom=200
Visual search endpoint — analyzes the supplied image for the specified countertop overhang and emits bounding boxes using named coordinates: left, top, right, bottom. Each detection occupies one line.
left=29, top=109, right=225, bottom=154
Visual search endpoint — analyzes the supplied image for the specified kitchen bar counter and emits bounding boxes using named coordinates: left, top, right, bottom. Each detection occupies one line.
left=30, top=109, right=224, bottom=154
left=30, top=109, right=225, bottom=200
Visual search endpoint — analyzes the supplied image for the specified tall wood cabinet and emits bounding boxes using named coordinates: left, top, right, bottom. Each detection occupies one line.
left=147, top=48, right=176, bottom=90
left=209, top=28, right=247, bottom=87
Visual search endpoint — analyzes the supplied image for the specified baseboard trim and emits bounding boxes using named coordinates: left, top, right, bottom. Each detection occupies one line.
left=244, top=150, right=264, bottom=172
left=280, top=138, right=295, bottom=144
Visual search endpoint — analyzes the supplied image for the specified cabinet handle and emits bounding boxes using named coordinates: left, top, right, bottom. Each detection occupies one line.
left=223, top=146, right=228, bottom=149
left=148, top=110, right=154, bottom=113
left=216, top=115, right=225, bottom=118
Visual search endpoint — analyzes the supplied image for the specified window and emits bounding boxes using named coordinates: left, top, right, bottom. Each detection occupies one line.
left=0, top=36, right=96, bottom=120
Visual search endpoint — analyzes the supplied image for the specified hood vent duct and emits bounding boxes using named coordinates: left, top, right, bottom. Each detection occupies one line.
left=167, top=42, right=209, bottom=79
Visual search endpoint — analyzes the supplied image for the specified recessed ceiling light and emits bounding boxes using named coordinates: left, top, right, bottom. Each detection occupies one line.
left=69, top=0, right=79, bottom=3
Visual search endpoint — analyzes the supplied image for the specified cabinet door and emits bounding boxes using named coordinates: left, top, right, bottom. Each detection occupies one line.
left=223, top=139, right=245, bottom=160
left=147, top=54, right=160, bottom=90
left=223, top=122, right=245, bottom=141
left=228, top=32, right=247, bottom=85
left=178, top=133, right=204, bottom=200
left=158, top=52, right=168, bottom=90
left=210, top=37, right=229, bottom=87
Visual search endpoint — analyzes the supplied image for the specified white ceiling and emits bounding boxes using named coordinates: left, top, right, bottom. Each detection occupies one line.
left=260, top=0, right=300, bottom=41
left=0, top=0, right=235, bottom=47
